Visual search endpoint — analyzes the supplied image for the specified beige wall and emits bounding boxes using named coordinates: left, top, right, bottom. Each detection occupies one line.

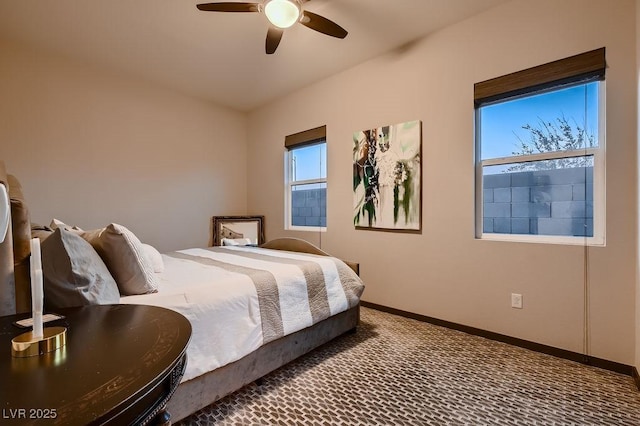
left=636, top=0, right=640, bottom=373
left=248, top=0, right=638, bottom=364
left=0, top=38, right=248, bottom=252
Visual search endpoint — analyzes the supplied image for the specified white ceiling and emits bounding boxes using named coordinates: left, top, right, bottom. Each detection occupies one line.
left=0, top=0, right=509, bottom=112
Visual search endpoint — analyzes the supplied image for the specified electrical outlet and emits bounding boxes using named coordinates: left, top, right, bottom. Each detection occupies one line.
left=511, top=293, right=523, bottom=309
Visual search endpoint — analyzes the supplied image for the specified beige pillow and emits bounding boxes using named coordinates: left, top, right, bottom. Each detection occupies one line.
left=92, top=224, right=158, bottom=295
left=41, top=228, right=119, bottom=309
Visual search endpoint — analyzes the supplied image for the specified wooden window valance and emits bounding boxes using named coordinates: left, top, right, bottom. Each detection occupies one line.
left=285, top=125, right=326, bottom=149
left=474, top=47, right=606, bottom=106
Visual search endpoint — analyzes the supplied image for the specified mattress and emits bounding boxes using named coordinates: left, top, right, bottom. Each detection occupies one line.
left=120, top=246, right=364, bottom=382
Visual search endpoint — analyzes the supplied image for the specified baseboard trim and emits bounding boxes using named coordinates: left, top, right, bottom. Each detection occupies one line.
left=633, top=367, right=640, bottom=391
left=361, top=301, right=636, bottom=382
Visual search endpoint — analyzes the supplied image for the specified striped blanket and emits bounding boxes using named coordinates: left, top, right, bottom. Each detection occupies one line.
left=166, top=246, right=364, bottom=344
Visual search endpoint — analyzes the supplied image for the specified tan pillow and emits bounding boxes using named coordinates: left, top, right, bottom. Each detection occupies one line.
left=31, top=224, right=54, bottom=242
left=41, top=228, right=119, bottom=309
left=92, top=224, right=158, bottom=295
left=49, top=218, right=103, bottom=246
left=78, top=227, right=103, bottom=245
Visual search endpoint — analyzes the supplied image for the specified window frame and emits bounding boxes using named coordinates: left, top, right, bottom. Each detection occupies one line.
left=284, top=127, right=327, bottom=232
left=474, top=49, right=606, bottom=245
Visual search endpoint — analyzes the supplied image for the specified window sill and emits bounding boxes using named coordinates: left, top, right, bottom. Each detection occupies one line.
left=477, top=233, right=605, bottom=246
left=286, top=226, right=327, bottom=233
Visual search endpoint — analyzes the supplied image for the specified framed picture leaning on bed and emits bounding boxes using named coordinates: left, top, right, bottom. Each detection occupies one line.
left=211, top=215, right=265, bottom=246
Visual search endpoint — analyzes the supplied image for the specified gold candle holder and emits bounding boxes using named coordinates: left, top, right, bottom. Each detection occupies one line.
left=11, top=327, right=67, bottom=358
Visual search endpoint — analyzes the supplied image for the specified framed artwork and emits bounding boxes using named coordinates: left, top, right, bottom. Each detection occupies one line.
left=211, top=216, right=265, bottom=246
left=353, top=120, right=422, bottom=232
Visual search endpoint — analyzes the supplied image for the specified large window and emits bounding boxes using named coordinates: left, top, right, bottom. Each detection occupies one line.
left=285, top=126, right=327, bottom=230
left=475, top=48, right=605, bottom=244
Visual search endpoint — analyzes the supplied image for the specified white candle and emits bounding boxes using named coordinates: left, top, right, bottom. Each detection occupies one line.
left=30, top=238, right=44, bottom=339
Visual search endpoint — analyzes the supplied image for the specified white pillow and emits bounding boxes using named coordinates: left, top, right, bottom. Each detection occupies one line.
left=91, top=223, right=157, bottom=295
left=142, top=243, right=164, bottom=273
left=221, top=238, right=253, bottom=246
left=49, top=218, right=69, bottom=230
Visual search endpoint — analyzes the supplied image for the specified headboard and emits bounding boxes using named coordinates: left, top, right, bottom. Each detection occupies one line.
left=260, top=237, right=360, bottom=275
left=0, top=161, right=32, bottom=315
left=260, top=237, right=330, bottom=256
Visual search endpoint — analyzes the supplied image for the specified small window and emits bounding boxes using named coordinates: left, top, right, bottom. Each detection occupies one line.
left=285, top=126, right=327, bottom=230
left=475, top=48, right=605, bottom=244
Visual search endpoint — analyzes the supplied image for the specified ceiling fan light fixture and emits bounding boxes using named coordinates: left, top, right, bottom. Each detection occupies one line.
left=264, top=0, right=300, bottom=29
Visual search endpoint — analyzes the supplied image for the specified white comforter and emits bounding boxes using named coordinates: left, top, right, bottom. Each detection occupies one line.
left=120, top=246, right=364, bottom=382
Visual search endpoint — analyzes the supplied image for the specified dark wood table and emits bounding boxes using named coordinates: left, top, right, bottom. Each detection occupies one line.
left=0, top=304, right=191, bottom=425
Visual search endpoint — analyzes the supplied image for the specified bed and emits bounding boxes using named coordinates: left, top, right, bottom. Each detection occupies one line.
left=0, top=161, right=364, bottom=423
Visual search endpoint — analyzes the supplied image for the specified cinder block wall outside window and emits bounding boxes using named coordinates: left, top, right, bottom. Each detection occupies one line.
left=483, top=167, right=593, bottom=236
left=291, top=188, right=326, bottom=227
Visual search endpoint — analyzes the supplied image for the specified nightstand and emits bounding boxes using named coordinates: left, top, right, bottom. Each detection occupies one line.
left=0, top=304, right=191, bottom=425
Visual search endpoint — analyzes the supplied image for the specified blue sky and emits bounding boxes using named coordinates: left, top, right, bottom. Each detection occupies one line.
left=292, top=143, right=326, bottom=181
left=479, top=82, right=599, bottom=160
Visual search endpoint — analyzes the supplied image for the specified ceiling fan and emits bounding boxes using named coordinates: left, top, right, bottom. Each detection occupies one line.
left=196, top=0, right=348, bottom=54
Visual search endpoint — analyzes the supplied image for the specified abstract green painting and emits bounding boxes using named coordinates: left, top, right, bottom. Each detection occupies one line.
left=353, top=120, right=422, bottom=231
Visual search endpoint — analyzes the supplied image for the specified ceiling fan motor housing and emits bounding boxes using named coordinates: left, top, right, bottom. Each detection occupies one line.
left=263, top=0, right=302, bottom=29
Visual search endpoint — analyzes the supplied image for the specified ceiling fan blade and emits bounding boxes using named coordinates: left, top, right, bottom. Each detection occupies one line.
left=300, top=10, right=348, bottom=39
left=196, top=2, right=260, bottom=12
left=266, top=27, right=284, bottom=54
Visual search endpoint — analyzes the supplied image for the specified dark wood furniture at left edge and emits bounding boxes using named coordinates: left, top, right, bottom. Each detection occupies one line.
left=0, top=304, right=191, bottom=425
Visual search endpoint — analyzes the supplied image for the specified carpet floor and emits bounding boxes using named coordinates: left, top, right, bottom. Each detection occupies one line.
left=176, top=307, right=640, bottom=425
